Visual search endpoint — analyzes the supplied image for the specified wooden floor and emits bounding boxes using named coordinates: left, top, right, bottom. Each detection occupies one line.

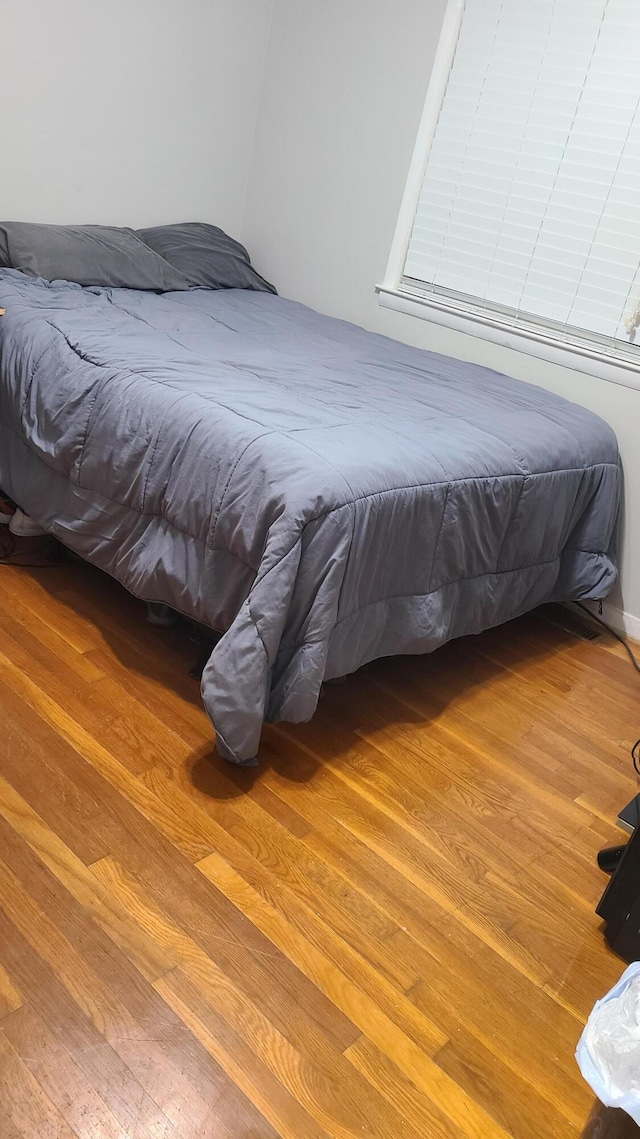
left=0, top=558, right=638, bottom=1138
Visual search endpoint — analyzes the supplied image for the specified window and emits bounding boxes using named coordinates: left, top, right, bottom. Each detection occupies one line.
left=381, top=0, right=640, bottom=383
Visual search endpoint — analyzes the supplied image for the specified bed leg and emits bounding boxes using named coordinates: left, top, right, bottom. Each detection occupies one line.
left=189, top=643, right=213, bottom=681
left=188, top=626, right=219, bottom=681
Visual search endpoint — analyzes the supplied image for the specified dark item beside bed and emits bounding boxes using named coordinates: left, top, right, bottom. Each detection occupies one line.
left=138, top=222, right=276, bottom=293
left=0, top=222, right=190, bottom=292
left=0, top=263, right=620, bottom=765
left=597, top=822, right=640, bottom=962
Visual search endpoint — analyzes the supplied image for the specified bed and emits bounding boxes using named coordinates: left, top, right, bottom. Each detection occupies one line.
left=0, top=225, right=620, bottom=765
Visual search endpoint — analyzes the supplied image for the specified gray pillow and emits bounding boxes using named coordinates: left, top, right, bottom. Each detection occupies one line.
left=138, top=222, right=276, bottom=293
left=0, top=222, right=190, bottom=292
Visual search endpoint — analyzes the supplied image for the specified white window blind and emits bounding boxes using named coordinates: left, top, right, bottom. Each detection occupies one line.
left=402, top=0, right=640, bottom=358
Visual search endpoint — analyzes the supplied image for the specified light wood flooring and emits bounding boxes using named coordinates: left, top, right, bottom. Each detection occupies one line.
left=0, top=557, right=638, bottom=1138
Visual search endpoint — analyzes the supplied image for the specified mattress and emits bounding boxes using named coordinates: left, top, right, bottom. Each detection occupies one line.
left=0, top=269, right=620, bottom=763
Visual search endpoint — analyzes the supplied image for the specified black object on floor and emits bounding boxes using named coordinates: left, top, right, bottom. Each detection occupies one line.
left=597, top=845, right=628, bottom=874
left=597, top=821, right=640, bottom=961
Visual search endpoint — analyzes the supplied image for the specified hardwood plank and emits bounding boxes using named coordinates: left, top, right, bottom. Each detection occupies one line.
left=309, top=719, right=579, bottom=915
left=366, top=643, right=636, bottom=785
left=1, top=1003, right=127, bottom=1139
left=262, top=732, right=551, bottom=984
left=346, top=1035, right=503, bottom=1139
left=0, top=1032, right=78, bottom=1139
left=0, top=574, right=106, bottom=684
left=342, top=680, right=626, bottom=842
left=0, top=680, right=112, bottom=865
left=0, top=846, right=148, bottom=1041
left=0, top=616, right=191, bottom=775
left=149, top=757, right=399, bottom=945
left=85, top=857, right=405, bottom=1136
left=0, top=801, right=268, bottom=1130
left=0, top=912, right=181, bottom=1139
left=254, top=774, right=594, bottom=1115
left=248, top=780, right=314, bottom=839
left=0, top=792, right=173, bottom=988
left=0, top=854, right=271, bottom=1139
left=141, top=762, right=421, bottom=991
left=0, top=959, right=23, bottom=1019
left=0, top=568, right=101, bottom=654
left=581, top=1100, right=640, bottom=1137
left=155, top=969, right=331, bottom=1139
left=87, top=645, right=212, bottom=751
left=432, top=1026, right=581, bottom=1137
left=196, top=849, right=445, bottom=1053
left=0, top=1104, right=27, bottom=1139
left=90, top=823, right=363, bottom=1060
left=408, top=956, right=592, bottom=1123
left=0, top=691, right=361, bottom=1058
left=156, top=966, right=458, bottom=1139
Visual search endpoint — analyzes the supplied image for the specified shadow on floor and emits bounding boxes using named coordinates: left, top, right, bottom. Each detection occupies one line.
left=582, top=1101, right=640, bottom=1137
left=13, top=548, right=598, bottom=802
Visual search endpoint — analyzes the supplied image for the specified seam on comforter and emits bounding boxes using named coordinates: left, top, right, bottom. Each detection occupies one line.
left=140, top=420, right=165, bottom=509
left=1, top=410, right=618, bottom=542
left=215, top=431, right=279, bottom=534
left=277, top=544, right=614, bottom=654
left=21, top=338, right=56, bottom=417
left=428, top=484, right=450, bottom=594
left=429, top=413, right=529, bottom=481
left=494, top=474, right=527, bottom=573
left=277, top=553, right=582, bottom=646
left=105, top=291, right=199, bottom=355
left=298, top=464, right=618, bottom=527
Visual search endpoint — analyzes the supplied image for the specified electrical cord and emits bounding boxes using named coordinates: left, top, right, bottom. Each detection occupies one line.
left=574, top=600, right=640, bottom=673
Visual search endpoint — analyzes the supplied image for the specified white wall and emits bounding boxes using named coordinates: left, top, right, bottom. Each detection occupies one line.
left=243, top=0, right=640, bottom=632
left=0, top=0, right=273, bottom=234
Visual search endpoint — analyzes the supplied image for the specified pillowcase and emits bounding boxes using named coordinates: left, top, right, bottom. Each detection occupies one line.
left=138, top=222, right=276, bottom=294
left=0, top=222, right=190, bottom=292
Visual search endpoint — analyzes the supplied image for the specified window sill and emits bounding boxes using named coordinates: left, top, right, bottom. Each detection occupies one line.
left=377, top=286, right=640, bottom=394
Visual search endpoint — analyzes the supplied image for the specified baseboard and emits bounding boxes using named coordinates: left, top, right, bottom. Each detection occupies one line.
left=579, top=599, right=640, bottom=644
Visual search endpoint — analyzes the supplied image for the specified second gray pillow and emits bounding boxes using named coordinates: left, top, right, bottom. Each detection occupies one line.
left=138, top=222, right=276, bottom=293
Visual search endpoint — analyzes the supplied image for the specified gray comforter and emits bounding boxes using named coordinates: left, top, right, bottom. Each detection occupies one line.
left=0, top=270, right=620, bottom=763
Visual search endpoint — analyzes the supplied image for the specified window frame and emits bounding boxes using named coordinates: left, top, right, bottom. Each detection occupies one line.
left=378, top=0, right=640, bottom=392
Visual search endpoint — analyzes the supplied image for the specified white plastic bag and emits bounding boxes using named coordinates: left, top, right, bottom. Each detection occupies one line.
left=576, top=961, right=640, bottom=1124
